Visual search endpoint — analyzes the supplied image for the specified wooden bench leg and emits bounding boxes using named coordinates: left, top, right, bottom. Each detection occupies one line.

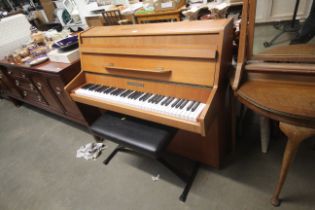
left=271, top=122, right=315, bottom=207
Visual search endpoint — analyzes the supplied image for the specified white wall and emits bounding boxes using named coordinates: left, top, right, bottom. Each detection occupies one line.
left=256, top=0, right=312, bottom=23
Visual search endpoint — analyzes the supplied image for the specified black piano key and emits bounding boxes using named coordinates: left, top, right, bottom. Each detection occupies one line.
left=118, top=89, right=128, bottom=96
left=101, top=87, right=111, bottom=93
left=147, top=94, right=156, bottom=102
left=106, top=87, right=115, bottom=94
left=153, top=95, right=161, bottom=103
left=187, top=101, right=195, bottom=111
left=116, top=89, right=125, bottom=95
left=97, top=86, right=107, bottom=92
left=180, top=100, right=188, bottom=109
left=89, top=84, right=100, bottom=91
left=130, top=91, right=138, bottom=99
left=154, top=95, right=162, bottom=103
left=86, top=84, right=97, bottom=90
left=175, top=99, right=184, bottom=108
left=143, top=94, right=153, bottom=102
left=139, top=93, right=149, bottom=101
left=110, top=89, right=118, bottom=95
left=134, top=91, right=141, bottom=98
left=95, top=86, right=105, bottom=92
left=134, top=92, right=144, bottom=100
left=161, top=97, right=170, bottom=105
left=104, top=87, right=113, bottom=94
left=165, top=97, right=174, bottom=106
left=107, top=88, right=117, bottom=94
left=191, top=102, right=200, bottom=112
left=121, top=90, right=132, bottom=97
left=128, top=91, right=137, bottom=98
left=157, top=96, right=165, bottom=104
left=171, top=98, right=181, bottom=108
left=149, top=94, right=157, bottom=103
left=111, top=88, right=121, bottom=95
left=81, top=83, right=93, bottom=89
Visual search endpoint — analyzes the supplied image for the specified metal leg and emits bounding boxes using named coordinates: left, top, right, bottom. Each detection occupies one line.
left=103, top=146, right=135, bottom=165
left=264, top=31, right=285, bottom=47
left=158, top=158, right=200, bottom=202
left=103, top=146, right=200, bottom=202
left=103, top=146, right=129, bottom=165
left=179, top=162, right=200, bottom=202
left=103, top=146, right=121, bottom=165
left=158, top=158, right=188, bottom=182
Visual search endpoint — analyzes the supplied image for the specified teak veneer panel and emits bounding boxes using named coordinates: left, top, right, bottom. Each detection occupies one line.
left=81, top=54, right=215, bottom=86
left=80, top=34, right=218, bottom=59
left=83, top=73, right=212, bottom=102
left=80, top=19, right=232, bottom=37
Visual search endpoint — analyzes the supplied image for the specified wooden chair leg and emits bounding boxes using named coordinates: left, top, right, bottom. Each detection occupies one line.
left=260, top=116, right=270, bottom=153
left=271, top=122, right=315, bottom=207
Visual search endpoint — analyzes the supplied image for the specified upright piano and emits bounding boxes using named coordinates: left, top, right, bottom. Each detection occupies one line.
left=66, top=20, right=234, bottom=168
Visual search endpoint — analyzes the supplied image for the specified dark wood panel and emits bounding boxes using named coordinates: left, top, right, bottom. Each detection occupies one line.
left=0, top=60, right=91, bottom=126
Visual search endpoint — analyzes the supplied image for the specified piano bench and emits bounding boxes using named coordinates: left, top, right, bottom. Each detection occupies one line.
left=90, top=112, right=200, bottom=202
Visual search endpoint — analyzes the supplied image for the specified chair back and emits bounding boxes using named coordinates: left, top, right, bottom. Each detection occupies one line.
left=101, top=10, right=123, bottom=26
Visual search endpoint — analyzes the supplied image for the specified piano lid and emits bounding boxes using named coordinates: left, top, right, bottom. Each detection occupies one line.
left=80, top=19, right=232, bottom=37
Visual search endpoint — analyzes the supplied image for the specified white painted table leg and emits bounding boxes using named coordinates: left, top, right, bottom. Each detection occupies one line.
left=260, top=116, right=270, bottom=153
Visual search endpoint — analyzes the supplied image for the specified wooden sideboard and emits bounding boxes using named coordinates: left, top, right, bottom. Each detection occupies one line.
left=0, top=60, right=96, bottom=125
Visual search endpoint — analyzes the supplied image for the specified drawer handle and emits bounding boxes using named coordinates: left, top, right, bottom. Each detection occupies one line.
left=37, top=96, right=42, bottom=102
left=15, top=80, right=19, bottom=86
left=30, top=84, right=34, bottom=90
left=7, top=70, right=12, bottom=75
left=23, top=91, right=27, bottom=97
left=105, top=65, right=171, bottom=74
left=22, top=73, right=26, bottom=78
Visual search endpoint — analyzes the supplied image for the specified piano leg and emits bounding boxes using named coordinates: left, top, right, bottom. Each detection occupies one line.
left=271, top=122, right=315, bottom=207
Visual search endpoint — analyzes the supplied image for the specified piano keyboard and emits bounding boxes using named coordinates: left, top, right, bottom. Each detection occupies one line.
left=75, top=84, right=206, bottom=122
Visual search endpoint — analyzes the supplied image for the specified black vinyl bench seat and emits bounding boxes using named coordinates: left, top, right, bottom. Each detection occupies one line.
left=90, top=112, right=199, bottom=202
left=90, top=112, right=175, bottom=158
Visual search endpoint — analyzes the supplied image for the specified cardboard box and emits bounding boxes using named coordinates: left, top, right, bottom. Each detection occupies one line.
left=47, top=48, right=79, bottom=63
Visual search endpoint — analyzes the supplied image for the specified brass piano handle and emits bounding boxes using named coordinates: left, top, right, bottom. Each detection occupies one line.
left=105, top=65, right=171, bottom=74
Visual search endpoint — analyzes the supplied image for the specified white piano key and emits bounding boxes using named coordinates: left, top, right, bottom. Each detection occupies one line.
left=75, top=86, right=206, bottom=122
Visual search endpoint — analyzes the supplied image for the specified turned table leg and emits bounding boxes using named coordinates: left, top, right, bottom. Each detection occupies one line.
left=271, top=122, right=315, bottom=207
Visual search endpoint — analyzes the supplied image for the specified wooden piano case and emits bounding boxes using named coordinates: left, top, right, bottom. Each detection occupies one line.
left=66, top=20, right=234, bottom=168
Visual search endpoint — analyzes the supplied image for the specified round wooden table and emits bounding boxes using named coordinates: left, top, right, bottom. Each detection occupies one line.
left=237, top=75, right=315, bottom=206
